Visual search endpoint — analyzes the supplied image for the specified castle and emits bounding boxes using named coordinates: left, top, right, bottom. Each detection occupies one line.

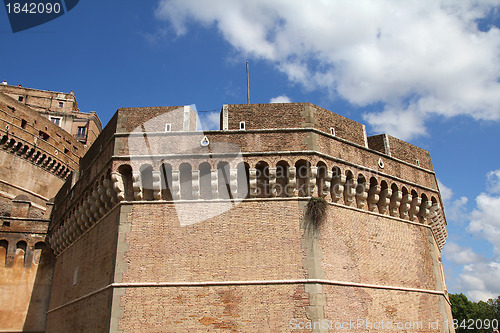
left=0, top=85, right=453, bottom=332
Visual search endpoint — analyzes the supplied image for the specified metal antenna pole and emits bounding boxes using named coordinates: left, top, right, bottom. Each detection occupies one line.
left=246, top=61, right=250, bottom=104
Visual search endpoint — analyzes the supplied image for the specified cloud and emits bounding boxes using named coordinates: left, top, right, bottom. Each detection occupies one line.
left=458, top=262, right=500, bottom=302
left=443, top=241, right=485, bottom=265
left=468, top=193, right=500, bottom=254
left=437, top=180, right=453, bottom=204
left=270, top=95, right=291, bottom=103
left=437, top=179, right=469, bottom=223
left=487, top=169, right=500, bottom=194
left=155, top=0, right=500, bottom=139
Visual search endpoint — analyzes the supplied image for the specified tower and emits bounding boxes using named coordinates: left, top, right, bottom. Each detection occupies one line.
left=46, top=103, right=452, bottom=332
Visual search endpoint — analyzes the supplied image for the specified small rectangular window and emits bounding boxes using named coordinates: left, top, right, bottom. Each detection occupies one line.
left=330, top=127, right=335, bottom=136
left=18, top=96, right=24, bottom=102
left=50, top=117, right=61, bottom=126
left=239, top=121, right=246, bottom=130
left=20, top=119, right=27, bottom=129
left=77, top=126, right=86, bottom=139
left=165, top=123, right=171, bottom=132
left=58, top=101, right=64, bottom=108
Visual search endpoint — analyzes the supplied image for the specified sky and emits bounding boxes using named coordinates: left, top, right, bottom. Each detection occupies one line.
left=1, top=0, right=500, bottom=302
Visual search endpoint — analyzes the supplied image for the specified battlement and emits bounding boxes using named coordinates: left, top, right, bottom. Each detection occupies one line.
left=49, top=103, right=447, bottom=255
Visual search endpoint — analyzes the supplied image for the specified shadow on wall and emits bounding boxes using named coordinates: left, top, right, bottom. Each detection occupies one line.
left=0, top=237, right=55, bottom=332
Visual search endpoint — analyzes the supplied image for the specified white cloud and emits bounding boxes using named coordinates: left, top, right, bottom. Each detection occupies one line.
left=437, top=180, right=453, bottom=204
left=436, top=180, right=469, bottom=223
left=270, top=95, right=291, bottom=103
left=443, top=241, right=485, bottom=265
left=458, top=262, right=500, bottom=302
left=487, top=169, right=500, bottom=194
left=469, top=193, right=500, bottom=254
left=156, top=0, right=500, bottom=139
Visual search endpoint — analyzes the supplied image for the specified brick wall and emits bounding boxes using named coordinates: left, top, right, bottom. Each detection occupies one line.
left=46, top=208, right=120, bottom=332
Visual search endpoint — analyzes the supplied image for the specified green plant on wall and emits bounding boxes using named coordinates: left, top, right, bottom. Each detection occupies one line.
left=304, top=197, right=327, bottom=233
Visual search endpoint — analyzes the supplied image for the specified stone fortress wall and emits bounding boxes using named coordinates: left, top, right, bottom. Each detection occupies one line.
left=0, top=86, right=99, bottom=332
left=45, top=103, right=453, bottom=332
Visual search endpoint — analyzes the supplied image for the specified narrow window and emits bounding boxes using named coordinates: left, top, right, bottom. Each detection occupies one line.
left=239, top=121, right=246, bottom=130
left=165, top=123, right=171, bottom=132
left=18, top=96, right=23, bottom=102
left=50, top=117, right=61, bottom=126
left=20, top=119, right=27, bottom=129
left=58, top=101, right=63, bottom=108
left=330, top=127, right=335, bottom=136
left=77, top=126, right=86, bottom=139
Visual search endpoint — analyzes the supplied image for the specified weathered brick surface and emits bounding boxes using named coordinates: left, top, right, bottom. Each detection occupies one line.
left=120, top=201, right=306, bottom=283
left=118, top=285, right=310, bottom=333
left=319, top=206, right=437, bottom=289
left=387, top=135, right=433, bottom=170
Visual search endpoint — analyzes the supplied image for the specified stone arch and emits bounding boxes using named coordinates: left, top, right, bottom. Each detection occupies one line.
left=295, top=159, right=310, bottom=197
left=0, top=135, right=8, bottom=145
left=118, top=164, right=134, bottom=201
left=419, top=193, right=431, bottom=223
left=179, top=163, right=192, bottom=200
left=316, top=161, right=328, bottom=198
left=199, top=162, right=212, bottom=200
left=140, top=164, right=154, bottom=201
left=0, top=239, right=8, bottom=265
left=378, top=180, right=392, bottom=214
left=16, top=240, right=27, bottom=266
left=12, top=141, right=22, bottom=152
left=217, top=161, right=232, bottom=200
left=160, top=163, right=173, bottom=200
left=330, top=166, right=344, bottom=202
left=33, top=241, right=46, bottom=265
left=237, top=162, right=249, bottom=199
left=367, top=177, right=380, bottom=212
left=356, top=173, right=368, bottom=209
left=343, top=170, right=356, bottom=206
left=276, top=160, right=289, bottom=198
left=255, top=161, right=270, bottom=198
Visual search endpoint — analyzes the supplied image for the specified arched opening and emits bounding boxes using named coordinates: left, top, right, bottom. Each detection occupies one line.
left=316, top=162, right=328, bottom=198
left=420, top=193, right=430, bottom=223
left=118, top=164, right=134, bottom=201
left=276, top=161, right=289, bottom=198
left=344, top=170, right=355, bottom=205
left=33, top=242, right=46, bottom=265
left=199, top=162, right=212, bottom=200
left=256, top=161, right=270, bottom=198
left=356, top=174, right=367, bottom=208
left=217, top=162, right=232, bottom=200
left=140, top=164, right=154, bottom=201
left=0, top=135, right=7, bottom=145
left=237, top=162, right=249, bottom=199
left=160, top=163, right=173, bottom=200
left=16, top=240, right=27, bottom=265
left=357, top=174, right=367, bottom=195
left=179, top=163, right=193, bottom=200
left=295, top=159, right=310, bottom=197
left=0, top=239, right=8, bottom=265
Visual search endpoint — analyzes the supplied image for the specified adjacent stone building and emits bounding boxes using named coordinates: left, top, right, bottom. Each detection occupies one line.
left=45, top=103, right=453, bottom=332
left=0, top=84, right=102, bottom=146
left=0, top=86, right=100, bottom=332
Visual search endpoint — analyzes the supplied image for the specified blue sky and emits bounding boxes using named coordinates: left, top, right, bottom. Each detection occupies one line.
left=2, top=0, right=500, bottom=301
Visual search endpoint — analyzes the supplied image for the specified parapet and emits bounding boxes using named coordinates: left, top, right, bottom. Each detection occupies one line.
left=221, top=103, right=368, bottom=146
left=368, top=134, right=433, bottom=170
